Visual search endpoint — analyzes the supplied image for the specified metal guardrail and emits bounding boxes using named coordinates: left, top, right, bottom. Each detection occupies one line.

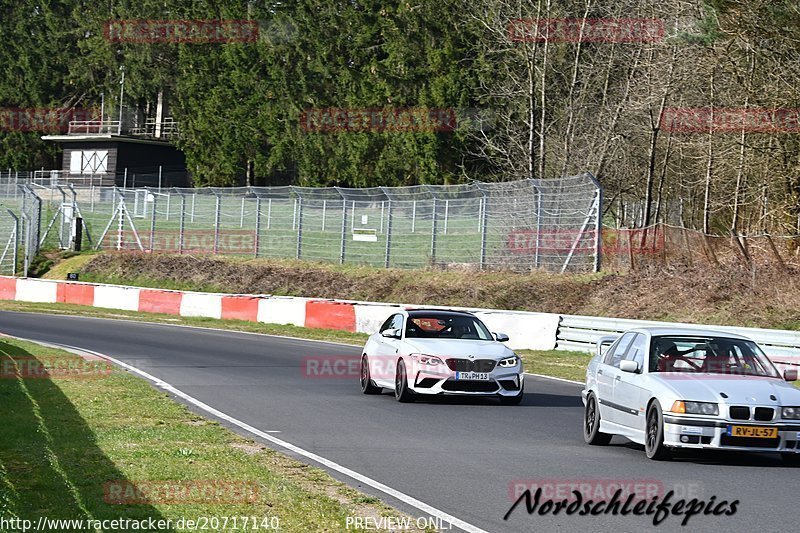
left=556, top=314, right=800, bottom=364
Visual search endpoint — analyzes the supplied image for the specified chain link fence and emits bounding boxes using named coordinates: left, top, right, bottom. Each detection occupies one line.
left=0, top=173, right=603, bottom=274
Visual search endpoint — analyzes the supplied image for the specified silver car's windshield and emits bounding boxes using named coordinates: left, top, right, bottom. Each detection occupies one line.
left=649, top=336, right=780, bottom=378
left=405, top=315, right=493, bottom=340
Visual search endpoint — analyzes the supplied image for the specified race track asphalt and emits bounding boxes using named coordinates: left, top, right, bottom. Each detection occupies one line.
left=1, top=311, right=796, bottom=533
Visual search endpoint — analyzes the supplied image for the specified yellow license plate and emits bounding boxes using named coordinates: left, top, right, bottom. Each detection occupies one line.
left=727, top=425, right=778, bottom=439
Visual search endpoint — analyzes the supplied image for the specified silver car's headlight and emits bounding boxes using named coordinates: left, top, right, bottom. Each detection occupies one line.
left=782, top=406, right=800, bottom=419
left=671, top=401, right=719, bottom=416
left=498, top=355, right=520, bottom=368
left=410, top=354, right=444, bottom=366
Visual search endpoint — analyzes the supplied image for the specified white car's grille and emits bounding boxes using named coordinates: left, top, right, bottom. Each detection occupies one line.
left=445, top=358, right=496, bottom=372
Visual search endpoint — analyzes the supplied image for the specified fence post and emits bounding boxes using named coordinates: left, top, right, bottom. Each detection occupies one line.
left=7, top=209, right=19, bottom=276
left=384, top=200, right=393, bottom=268
left=443, top=199, right=449, bottom=235
left=430, top=198, right=438, bottom=264
left=479, top=197, right=488, bottom=269
left=165, top=191, right=170, bottom=221
left=149, top=192, right=157, bottom=252
left=123, top=168, right=128, bottom=189
left=240, top=197, right=245, bottom=228
left=535, top=187, right=542, bottom=268
left=178, top=192, right=186, bottom=254
left=191, top=193, right=196, bottom=223
left=593, top=187, right=602, bottom=273
left=380, top=201, right=385, bottom=234
left=21, top=211, right=30, bottom=277
left=254, top=196, right=261, bottom=258
left=340, top=200, right=347, bottom=265
left=411, top=200, right=416, bottom=233
left=292, top=198, right=297, bottom=230
left=296, top=198, right=303, bottom=259
left=267, top=198, right=272, bottom=229
left=213, top=194, right=221, bottom=254
left=158, top=165, right=162, bottom=192
left=321, top=199, right=327, bottom=231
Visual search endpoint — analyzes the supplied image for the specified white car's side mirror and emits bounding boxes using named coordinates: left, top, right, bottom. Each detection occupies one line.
left=493, top=332, right=509, bottom=342
left=619, top=360, right=638, bottom=373
left=784, top=368, right=798, bottom=382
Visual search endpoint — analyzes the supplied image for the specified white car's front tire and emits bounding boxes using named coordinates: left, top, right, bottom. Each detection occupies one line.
left=360, top=355, right=382, bottom=395
left=394, top=359, right=415, bottom=403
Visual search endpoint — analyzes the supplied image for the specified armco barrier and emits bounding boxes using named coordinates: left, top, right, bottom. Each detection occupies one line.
left=180, top=292, right=222, bottom=318
left=557, top=314, right=800, bottom=368
left=5, top=275, right=800, bottom=362
left=57, top=282, right=94, bottom=306
left=0, top=276, right=561, bottom=351
left=221, top=296, right=260, bottom=322
left=139, top=289, right=182, bottom=315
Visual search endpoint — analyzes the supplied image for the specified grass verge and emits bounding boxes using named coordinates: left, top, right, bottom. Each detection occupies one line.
left=0, top=335, right=431, bottom=531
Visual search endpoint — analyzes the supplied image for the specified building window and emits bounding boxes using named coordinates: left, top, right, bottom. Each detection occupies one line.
left=69, top=150, right=108, bottom=174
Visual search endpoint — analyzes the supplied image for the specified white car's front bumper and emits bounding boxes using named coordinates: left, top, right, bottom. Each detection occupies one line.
left=408, top=364, right=523, bottom=397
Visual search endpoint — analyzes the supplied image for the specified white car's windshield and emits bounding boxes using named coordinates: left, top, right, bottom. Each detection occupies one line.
left=405, top=314, right=492, bottom=340
left=649, top=335, right=780, bottom=378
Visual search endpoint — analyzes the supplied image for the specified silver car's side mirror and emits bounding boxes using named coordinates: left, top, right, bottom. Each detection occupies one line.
left=619, top=360, right=638, bottom=373
left=784, top=368, right=798, bottom=382
left=381, top=328, right=400, bottom=339
left=493, top=332, right=509, bottom=342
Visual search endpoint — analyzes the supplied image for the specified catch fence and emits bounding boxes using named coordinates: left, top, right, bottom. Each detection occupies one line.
left=0, top=173, right=603, bottom=274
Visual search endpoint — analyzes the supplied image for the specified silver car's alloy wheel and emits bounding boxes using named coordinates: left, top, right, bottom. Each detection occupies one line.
left=583, top=393, right=611, bottom=445
left=645, top=401, right=670, bottom=460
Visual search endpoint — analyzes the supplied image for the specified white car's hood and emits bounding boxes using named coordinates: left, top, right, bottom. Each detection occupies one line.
left=403, top=338, right=513, bottom=360
left=656, top=373, right=800, bottom=405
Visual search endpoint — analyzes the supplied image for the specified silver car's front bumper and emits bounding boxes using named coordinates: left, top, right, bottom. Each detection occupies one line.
left=663, top=414, right=800, bottom=453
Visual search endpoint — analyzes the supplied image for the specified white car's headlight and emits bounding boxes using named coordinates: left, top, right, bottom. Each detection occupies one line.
left=671, top=400, right=719, bottom=416
left=498, top=355, right=520, bottom=368
left=410, top=354, right=444, bottom=366
left=782, top=406, right=800, bottom=419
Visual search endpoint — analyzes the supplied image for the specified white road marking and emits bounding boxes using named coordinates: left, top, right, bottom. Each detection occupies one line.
left=524, top=372, right=583, bottom=385
left=8, top=334, right=489, bottom=533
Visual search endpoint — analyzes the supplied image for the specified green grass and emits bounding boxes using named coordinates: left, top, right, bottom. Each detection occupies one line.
left=40, top=196, right=520, bottom=269
left=518, top=349, right=588, bottom=382
left=0, top=336, right=430, bottom=532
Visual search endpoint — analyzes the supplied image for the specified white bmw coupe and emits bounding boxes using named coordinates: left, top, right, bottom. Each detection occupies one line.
left=360, top=309, right=524, bottom=404
left=582, top=327, right=800, bottom=463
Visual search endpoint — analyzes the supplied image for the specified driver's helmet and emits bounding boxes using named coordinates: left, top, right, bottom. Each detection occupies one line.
left=654, top=339, right=679, bottom=357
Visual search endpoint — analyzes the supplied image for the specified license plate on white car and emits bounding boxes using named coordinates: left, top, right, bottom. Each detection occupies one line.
left=455, top=371, right=490, bottom=381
